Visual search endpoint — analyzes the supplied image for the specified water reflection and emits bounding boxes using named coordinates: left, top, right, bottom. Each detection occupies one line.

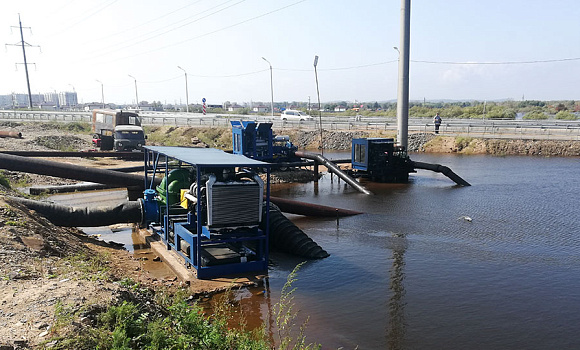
left=387, top=233, right=407, bottom=350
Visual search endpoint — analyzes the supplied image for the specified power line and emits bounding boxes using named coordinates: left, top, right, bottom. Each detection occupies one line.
left=87, top=0, right=243, bottom=56
left=48, top=0, right=119, bottom=38
left=275, top=60, right=399, bottom=72
left=411, top=57, right=580, bottom=65
left=92, top=0, right=308, bottom=65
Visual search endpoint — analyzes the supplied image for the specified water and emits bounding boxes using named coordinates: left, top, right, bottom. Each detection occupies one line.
left=230, top=153, right=580, bottom=349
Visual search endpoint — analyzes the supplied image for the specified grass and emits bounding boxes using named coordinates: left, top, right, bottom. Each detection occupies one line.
left=0, top=170, right=11, bottom=189
left=43, top=263, right=319, bottom=350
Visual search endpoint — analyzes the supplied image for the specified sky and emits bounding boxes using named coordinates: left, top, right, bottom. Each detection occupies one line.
left=1, top=0, right=579, bottom=106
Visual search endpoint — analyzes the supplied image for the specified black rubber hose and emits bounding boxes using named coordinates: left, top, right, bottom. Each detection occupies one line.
left=7, top=197, right=143, bottom=227
left=263, top=204, right=330, bottom=259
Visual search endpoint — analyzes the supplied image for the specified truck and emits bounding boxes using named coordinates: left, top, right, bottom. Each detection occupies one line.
left=91, top=109, right=146, bottom=151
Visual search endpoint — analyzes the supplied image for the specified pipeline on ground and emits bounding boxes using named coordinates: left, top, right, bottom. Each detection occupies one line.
left=6, top=196, right=329, bottom=259
left=0, top=131, right=22, bottom=139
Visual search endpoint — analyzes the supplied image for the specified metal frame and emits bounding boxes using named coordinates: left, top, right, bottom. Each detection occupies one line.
left=144, top=146, right=270, bottom=279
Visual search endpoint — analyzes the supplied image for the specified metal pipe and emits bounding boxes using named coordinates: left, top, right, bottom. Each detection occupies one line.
left=412, top=161, right=471, bottom=186
left=0, top=131, right=22, bottom=138
left=294, top=150, right=372, bottom=195
left=269, top=196, right=362, bottom=217
left=0, top=152, right=157, bottom=189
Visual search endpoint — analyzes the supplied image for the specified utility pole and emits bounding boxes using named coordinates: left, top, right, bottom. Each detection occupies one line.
left=177, top=66, right=189, bottom=113
left=262, top=57, right=275, bottom=118
left=6, top=14, right=40, bottom=110
left=396, top=0, right=411, bottom=150
left=313, top=55, right=323, bottom=155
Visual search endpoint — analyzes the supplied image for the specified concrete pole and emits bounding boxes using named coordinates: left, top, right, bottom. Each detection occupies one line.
left=128, top=75, right=139, bottom=109
left=262, top=57, right=274, bottom=118
left=96, top=80, right=105, bottom=108
left=177, top=66, right=189, bottom=113
left=396, top=0, right=411, bottom=150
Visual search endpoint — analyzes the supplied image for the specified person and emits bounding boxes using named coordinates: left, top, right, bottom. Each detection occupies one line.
left=433, top=112, right=442, bottom=134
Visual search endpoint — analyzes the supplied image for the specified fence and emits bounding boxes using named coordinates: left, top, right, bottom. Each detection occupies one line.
left=1, top=110, right=579, bottom=141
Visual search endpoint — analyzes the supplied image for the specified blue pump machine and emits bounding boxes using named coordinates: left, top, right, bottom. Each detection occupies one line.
left=231, top=121, right=298, bottom=163
left=142, top=146, right=270, bottom=279
left=351, top=138, right=415, bottom=183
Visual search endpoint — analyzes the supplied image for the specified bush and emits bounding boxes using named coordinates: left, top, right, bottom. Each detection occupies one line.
left=523, top=111, right=548, bottom=120
left=555, top=111, right=577, bottom=120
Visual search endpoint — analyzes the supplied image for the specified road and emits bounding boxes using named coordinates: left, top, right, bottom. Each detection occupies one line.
left=1, top=109, right=579, bottom=141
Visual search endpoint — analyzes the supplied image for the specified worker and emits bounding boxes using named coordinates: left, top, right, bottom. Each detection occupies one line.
left=433, top=112, right=442, bottom=134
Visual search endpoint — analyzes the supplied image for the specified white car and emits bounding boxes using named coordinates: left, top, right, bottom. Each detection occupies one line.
left=280, top=109, right=313, bottom=121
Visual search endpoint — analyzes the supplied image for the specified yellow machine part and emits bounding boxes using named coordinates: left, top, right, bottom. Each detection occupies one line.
left=180, top=189, right=189, bottom=209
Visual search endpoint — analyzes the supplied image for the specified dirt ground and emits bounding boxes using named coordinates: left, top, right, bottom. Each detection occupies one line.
left=0, top=122, right=262, bottom=348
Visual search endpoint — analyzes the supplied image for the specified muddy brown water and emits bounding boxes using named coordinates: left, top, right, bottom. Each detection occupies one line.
left=52, top=154, right=580, bottom=349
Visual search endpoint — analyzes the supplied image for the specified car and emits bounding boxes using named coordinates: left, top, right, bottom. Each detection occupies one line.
left=280, top=109, right=313, bottom=121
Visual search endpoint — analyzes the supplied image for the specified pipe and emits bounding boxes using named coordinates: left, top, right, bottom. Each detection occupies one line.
left=7, top=196, right=143, bottom=227
left=29, top=182, right=113, bottom=195
left=0, top=151, right=143, bottom=160
left=412, top=161, right=471, bottom=186
left=0, top=152, right=157, bottom=189
left=8, top=195, right=330, bottom=260
left=0, top=131, right=22, bottom=138
left=294, top=150, right=372, bottom=195
left=269, top=196, right=362, bottom=217
left=263, top=203, right=329, bottom=259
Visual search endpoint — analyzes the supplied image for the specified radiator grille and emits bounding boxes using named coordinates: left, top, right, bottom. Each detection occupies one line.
left=208, top=183, right=262, bottom=227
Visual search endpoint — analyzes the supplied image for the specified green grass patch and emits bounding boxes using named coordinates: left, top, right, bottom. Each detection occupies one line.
left=0, top=170, right=11, bottom=189
left=45, top=263, right=320, bottom=349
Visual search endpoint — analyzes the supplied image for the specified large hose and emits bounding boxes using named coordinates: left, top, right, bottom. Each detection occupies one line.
left=294, top=150, right=372, bottom=195
left=0, top=152, right=155, bottom=189
left=412, top=161, right=471, bottom=186
left=8, top=196, right=330, bottom=259
left=6, top=196, right=143, bottom=227
left=263, top=203, right=330, bottom=259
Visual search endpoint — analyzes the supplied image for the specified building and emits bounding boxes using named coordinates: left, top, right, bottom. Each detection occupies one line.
left=58, top=92, right=78, bottom=108
left=252, top=105, right=268, bottom=113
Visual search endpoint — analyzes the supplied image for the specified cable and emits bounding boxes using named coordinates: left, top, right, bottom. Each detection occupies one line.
left=411, top=57, right=580, bottom=65
left=48, top=0, right=119, bottom=38
left=93, top=0, right=308, bottom=64
left=275, top=60, right=399, bottom=72
left=88, top=0, right=243, bottom=55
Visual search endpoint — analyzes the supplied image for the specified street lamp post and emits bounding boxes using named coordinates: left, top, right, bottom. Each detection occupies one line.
left=313, top=55, right=323, bottom=155
left=177, top=66, right=189, bottom=113
left=261, top=57, right=274, bottom=118
left=96, top=79, right=104, bottom=109
left=128, top=74, right=139, bottom=109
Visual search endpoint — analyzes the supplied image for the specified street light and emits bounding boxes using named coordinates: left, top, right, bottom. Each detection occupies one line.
left=96, top=79, right=104, bottom=108
left=313, top=55, right=323, bottom=155
left=128, top=74, right=139, bottom=109
left=261, top=57, right=274, bottom=118
left=393, top=46, right=400, bottom=57
left=177, top=66, right=189, bottom=113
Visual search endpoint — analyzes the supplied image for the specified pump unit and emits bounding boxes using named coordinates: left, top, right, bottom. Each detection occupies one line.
left=231, top=121, right=298, bottom=163
left=142, top=146, right=270, bottom=279
left=351, top=138, right=415, bottom=183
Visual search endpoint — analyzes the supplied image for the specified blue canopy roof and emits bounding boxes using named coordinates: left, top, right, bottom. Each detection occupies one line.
left=144, top=146, right=269, bottom=167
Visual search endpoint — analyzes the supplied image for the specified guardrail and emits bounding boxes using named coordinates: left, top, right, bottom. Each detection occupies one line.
left=1, top=110, right=579, bottom=140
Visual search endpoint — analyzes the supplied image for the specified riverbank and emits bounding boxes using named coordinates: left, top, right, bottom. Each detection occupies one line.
left=141, top=125, right=580, bottom=157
